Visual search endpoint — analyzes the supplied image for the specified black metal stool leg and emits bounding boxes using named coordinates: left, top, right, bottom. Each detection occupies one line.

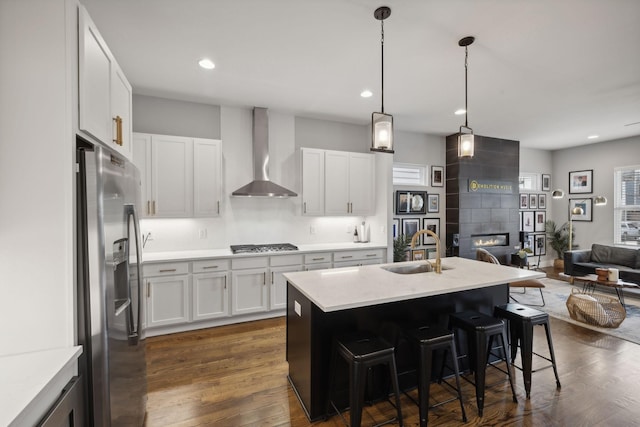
left=473, top=330, right=487, bottom=417
left=499, top=330, right=518, bottom=403
left=544, top=323, right=562, bottom=390
left=448, top=338, right=468, bottom=422
left=388, top=354, right=404, bottom=427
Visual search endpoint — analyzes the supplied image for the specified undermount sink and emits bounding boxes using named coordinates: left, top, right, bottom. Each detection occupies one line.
left=382, top=263, right=434, bottom=274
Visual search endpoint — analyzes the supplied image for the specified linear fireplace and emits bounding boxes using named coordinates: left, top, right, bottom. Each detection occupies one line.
left=471, top=233, right=509, bottom=248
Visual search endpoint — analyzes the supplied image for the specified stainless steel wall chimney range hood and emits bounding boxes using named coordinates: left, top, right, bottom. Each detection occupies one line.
left=231, top=107, right=297, bottom=197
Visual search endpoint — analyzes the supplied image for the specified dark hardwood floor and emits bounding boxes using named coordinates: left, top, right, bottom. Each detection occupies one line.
left=145, top=268, right=640, bottom=426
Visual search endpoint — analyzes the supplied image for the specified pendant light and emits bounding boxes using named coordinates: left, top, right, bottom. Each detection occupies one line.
left=371, top=6, right=394, bottom=153
left=458, top=36, right=475, bottom=158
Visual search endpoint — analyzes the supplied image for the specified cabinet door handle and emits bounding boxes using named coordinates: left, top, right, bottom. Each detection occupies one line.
left=147, top=201, right=150, bottom=215
left=366, top=254, right=377, bottom=257
left=303, top=202, right=307, bottom=214
left=202, top=266, right=218, bottom=269
left=224, top=276, right=227, bottom=290
left=311, top=257, right=324, bottom=261
left=271, top=272, right=274, bottom=284
left=146, top=281, right=150, bottom=298
left=263, top=272, right=266, bottom=285
left=217, top=200, right=220, bottom=214
left=152, top=200, right=156, bottom=215
left=340, top=255, right=353, bottom=259
left=113, top=116, right=123, bottom=146
left=159, top=269, right=177, bottom=273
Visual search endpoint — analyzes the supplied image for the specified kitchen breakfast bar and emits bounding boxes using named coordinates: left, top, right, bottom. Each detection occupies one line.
left=284, top=256, right=545, bottom=421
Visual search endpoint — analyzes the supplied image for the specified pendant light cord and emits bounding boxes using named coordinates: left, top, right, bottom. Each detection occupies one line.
left=464, top=45, right=469, bottom=128
left=381, top=19, right=385, bottom=114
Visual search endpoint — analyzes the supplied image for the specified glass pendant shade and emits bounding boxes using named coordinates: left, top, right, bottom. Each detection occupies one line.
left=371, top=112, right=394, bottom=153
left=458, top=131, right=474, bottom=158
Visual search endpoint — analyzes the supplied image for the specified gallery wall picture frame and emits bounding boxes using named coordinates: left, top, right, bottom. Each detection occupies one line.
left=427, top=194, right=439, bottom=213
left=520, top=194, right=529, bottom=209
left=541, top=174, right=551, bottom=191
left=392, top=218, right=400, bottom=239
left=395, top=191, right=427, bottom=215
left=535, top=211, right=546, bottom=232
left=569, top=169, right=593, bottom=194
left=402, top=218, right=420, bottom=240
left=519, top=211, right=523, bottom=231
left=529, top=193, right=538, bottom=209
left=538, top=194, right=546, bottom=209
left=525, top=234, right=535, bottom=252
left=522, top=211, right=535, bottom=232
left=422, top=218, right=440, bottom=245
left=411, top=249, right=426, bottom=261
left=569, top=198, right=593, bottom=222
left=431, top=166, right=444, bottom=187
left=534, top=234, right=546, bottom=256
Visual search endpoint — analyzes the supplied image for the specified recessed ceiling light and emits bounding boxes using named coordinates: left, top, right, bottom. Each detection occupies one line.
left=454, top=109, right=466, bottom=115
left=587, top=135, right=599, bottom=139
left=361, top=90, right=373, bottom=98
left=198, top=58, right=215, bottom=70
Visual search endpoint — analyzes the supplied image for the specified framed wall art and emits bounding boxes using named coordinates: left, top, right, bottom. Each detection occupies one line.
left=538, top=194, right=546, bottom=209
left=427, top=194, right=439, bottom=213
left=534, top=234, right=546, bottom=256
left=519, top=194, right=529, bottom=209
left=569, top=169, right=593, bottom=194
left=402, top=218, right=420, bottom=240
left=431, top=166, right=444, bottom=187
left=522, top=211, right=535, bottom=232
left=395, top=191, right=427, bottom=215
left=569, top=198, right=593, bottom=222
left=535, top=211, right=546, bottom=232
left=422, top=218, right=440, bottom=245
left=411, top=249, right=426, bottom=261
left=541, top=174, right=551, bottom=191
left=529, top=193, right=538, bottom=209
left=392, top=218, right=400, bottom=238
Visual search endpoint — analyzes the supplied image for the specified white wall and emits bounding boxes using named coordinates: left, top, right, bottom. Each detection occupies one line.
left=550, top=136, right=640, bottom=249
left=519, top=147, right=555, bottom=265
left=0, top=0, right=75, bottom=356
left=392, top=131, right=447, bottom=257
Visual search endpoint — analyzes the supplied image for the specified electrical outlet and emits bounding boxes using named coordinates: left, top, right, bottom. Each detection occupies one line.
left=199, top=229, right=207, bottom=239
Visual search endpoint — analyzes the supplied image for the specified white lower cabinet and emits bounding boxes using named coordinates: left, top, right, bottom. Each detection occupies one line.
left=192, top=272, right=229, bottom=321
left=333, top=249, right=385, bottom=268
left=231, top=257, right=269, bottom=315
left=146, top=274, right=190, bottom=328
left=270, top=254, right=303, bottom=310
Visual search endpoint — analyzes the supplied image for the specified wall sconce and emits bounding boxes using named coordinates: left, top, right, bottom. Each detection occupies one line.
left=457, top=36, right=475, bottom=158
left=370, top=6, right=394, bottom=154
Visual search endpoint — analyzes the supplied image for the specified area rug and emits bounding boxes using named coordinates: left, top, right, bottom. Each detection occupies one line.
left=511, top=278, right=640, bottom=345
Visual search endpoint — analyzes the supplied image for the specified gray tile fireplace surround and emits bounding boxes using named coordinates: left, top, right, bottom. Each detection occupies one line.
left=445, top=134, right=520, bottom=263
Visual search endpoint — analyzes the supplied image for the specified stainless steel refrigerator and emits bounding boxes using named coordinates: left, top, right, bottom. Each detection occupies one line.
left=76, top=138, right=147, bottom=426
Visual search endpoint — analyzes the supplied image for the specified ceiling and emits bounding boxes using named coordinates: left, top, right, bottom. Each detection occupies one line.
left=82, top=0, right=640, bottom=150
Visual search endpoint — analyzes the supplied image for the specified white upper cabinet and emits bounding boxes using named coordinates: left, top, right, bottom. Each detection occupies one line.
left=78, top=6, right=132, bottom=159
left=193, top=139, right=222, bottom=217
left=307, top=149, right=375, bottom=216
left=152, top=135, right=193, bottom=217
left=301, top=148, right=325, bottom=216
left=132, top=133, right=222, bottom=218
left=347, top=152, right=375, bottom=215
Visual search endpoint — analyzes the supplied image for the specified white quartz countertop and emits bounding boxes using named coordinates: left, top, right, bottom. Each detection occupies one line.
left=141, top=242, right=387, bottom=263
left=284, top=257, right=545, bottom=312
left=0, top=346, right=83, bottom=426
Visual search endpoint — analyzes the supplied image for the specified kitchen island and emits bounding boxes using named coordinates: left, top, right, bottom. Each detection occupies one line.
left=284, top=256, right=544, bottom=421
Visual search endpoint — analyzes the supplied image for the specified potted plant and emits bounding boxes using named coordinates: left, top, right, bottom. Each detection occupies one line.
left=393, top=234, right=411, bottom=262
left=545, top=220, right=573, bottom=270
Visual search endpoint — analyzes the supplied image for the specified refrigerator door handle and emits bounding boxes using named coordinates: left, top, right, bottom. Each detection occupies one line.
left=126, top=203, right=143, bottom=345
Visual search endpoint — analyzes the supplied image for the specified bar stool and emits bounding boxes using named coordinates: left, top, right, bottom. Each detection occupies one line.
left=448, top=311, right=518, bottom=416
left=326, top=331, right=403, bottom=427
left=404, top=324, right=467, bottom=427
left=494, top=303, right=561, bottom=398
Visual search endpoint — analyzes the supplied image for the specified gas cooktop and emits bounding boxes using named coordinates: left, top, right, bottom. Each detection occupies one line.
left=230, top=243, right=299, bottom=254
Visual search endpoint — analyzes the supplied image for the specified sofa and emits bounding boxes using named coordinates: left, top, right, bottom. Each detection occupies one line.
left=564, top=243, right=640, bottom=285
